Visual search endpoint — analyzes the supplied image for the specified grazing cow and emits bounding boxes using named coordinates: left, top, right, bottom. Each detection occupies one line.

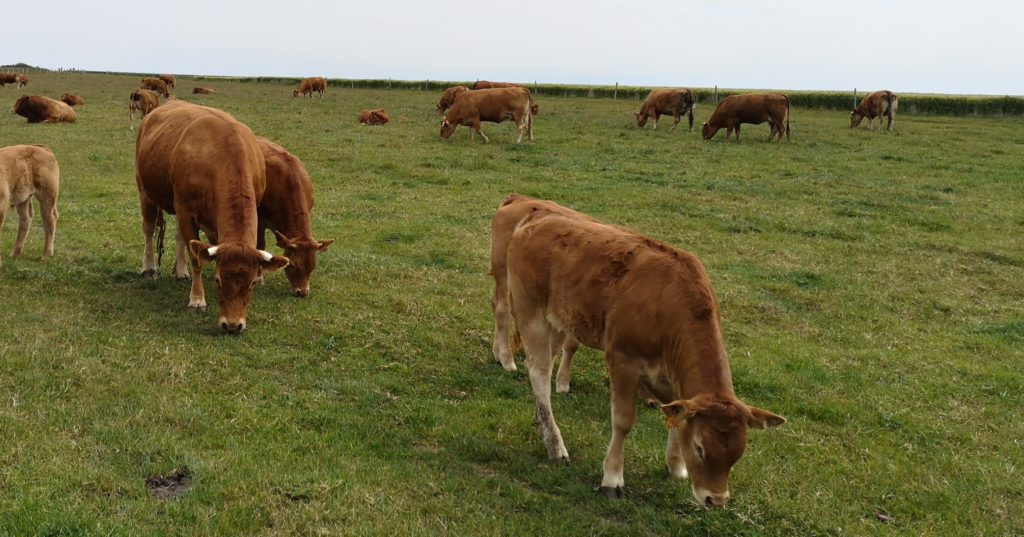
left=436, top=85, right=469, bottom=115
left=506, top=212, right=784, bottom=507
left=256, top=138, right=333, bottom=297
left=0, top=73, right=17, bottom=86
left=135, top=100, right=288, bottom=333
left=192, top=87, right=216, bottom=95
left=13, top=96, right=77, bottom=124
left=60, top=93, right=84, bottom=106
left=440, top=87, right=535, bottom=143
left=158, top=74, right=176, bottom=90
left=851, top=90, right=898, bottom=131
left=358, top=109, right=390, bottom=125
left=129, top=90, right=161, bottom=128
left=293, top=77, right=327, bottom=98
left=140, top=77, right=170, bottom=97
left=16, top=75, right=28, bottom=88
left=472, top=80, right=523, bottom=90
left=636, top=88, right=697, bottom=131
left=0, top=145, right=59, bottom=265
left=702, top=93, right=790, bottom=142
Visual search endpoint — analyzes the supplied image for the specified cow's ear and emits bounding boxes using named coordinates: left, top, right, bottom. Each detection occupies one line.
left=746, top=406, right=786, bottom=430
left=273, top=230, right=295, bottom=249
left=258, top=250, right=289, bottom=272
left=189, top=240, right=216, bottom=263
left=660, top=400, right=700, bottom=429
left=316, top=239, right=334, bottom=252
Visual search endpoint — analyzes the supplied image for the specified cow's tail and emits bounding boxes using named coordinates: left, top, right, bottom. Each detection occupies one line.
left=888, top=92, right=899, bottom=120
left=785, top=94, right=791, bottom=141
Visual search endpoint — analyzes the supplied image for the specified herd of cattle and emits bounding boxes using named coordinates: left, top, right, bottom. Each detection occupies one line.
left=1, top=72, right=907, bottom=507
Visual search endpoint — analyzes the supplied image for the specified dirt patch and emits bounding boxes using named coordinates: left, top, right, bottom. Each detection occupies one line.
left=146, top=468, right=192, bottom=500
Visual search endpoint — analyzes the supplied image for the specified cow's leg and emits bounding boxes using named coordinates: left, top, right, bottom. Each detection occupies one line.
left=491, top=274, right=517, bottom=371
left=652, top=113, right=658, bottom=130
left=173, top=223, right=190, bottom=280
left=515, top=116, right=526, bottom=144
left=178, top=217, right=206, bottom=309
left=521, top=318, right=569, bottom=462
left=887, top=113, right=894, bottom=131
left=35, top=189, right=58, bottom=259
left=725, top=127, right=732, bottom=139
left=601, top=355, right=640, bottom=499
left=734, top=124, right=741, bottom=141
left=666, top=427, right=689, bottom=480
left=0, top=201, right=7, bottom=266
left=474, top=120, right=490, bottom=143
left=527, top=110, right=534, bottom=142
left=10, top=201, right=32, bottom=257
left=670, top=111, right=681, bottom=131
left=140, top=198, right=160, bottom=278
left=555, top=337, right=580, bottom=394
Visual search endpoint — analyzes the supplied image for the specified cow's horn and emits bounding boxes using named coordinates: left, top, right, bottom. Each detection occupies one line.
left=206, top=246, right=219, bottom=256
left=258, top=250, right=274, bottom=262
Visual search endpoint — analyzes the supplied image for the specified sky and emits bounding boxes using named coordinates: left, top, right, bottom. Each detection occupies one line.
left=8, top=0, right=1023, bottom=95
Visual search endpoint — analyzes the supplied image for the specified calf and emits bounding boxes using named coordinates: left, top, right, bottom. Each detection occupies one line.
left=141, top=77, right=170, bottom=97
left=358, top=109, right=390, bottom=125
left=636, top=88, right=697, bottom=131
left=436, top=85, right=469, bottom=115
left=129, top=90, right=161, bottom=129
left=702, top=93, right=790, bottom=142
left=440, top=87, right=534, bottom=143
left=293, top=77, right=327, bottom=98
left=60, top=93, right=85, bottom=106
left=506, top=212, right=784, bottom=507
left=0, top=145, right=59, bottom=265
left=851, top=90, right=898, bottom=131
left=13, top=96, right=77, bottom=123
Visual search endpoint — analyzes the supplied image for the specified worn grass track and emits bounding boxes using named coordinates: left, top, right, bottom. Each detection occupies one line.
left=0, top=72, right=1021, bottom=536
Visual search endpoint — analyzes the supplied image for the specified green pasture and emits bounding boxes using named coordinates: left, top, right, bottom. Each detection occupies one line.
left=0, top=72, right=1021, bottom=536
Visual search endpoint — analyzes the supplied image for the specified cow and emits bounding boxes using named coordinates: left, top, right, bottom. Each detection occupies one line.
left=358, top=109, right=390, bottom=125
left=13, top=96, right=77, bottom=124
left=0, top=73, right=16, bottom=86
left=440, top=87, right=534, bottom=143
left=60, top=93, right=84, bottom=106
left=141, top=77, right=170, bottom=97
left=0, top=145, right=59, bottom=266
left=293, top=77, right=327, bottom=98
left=135, top=100, right=289, bottom=333
left=129, top=90, right=161, bottom=129
left=192, top=87, right=216, bottom=95
left=16, top=74, right=28, bottom=88
left=158, top=74, right=177, bottom=90
left=256, top=137, right=333, bottom=297
left=436, top=85, right=469, bottom=115
left=636, top=88, right=697, bottom=131
left=851, top=90, right=898, bottom=131
left=702, top=93, right=790, bottom=142
left=472, top=80, right=524, bottom=90
left=506, top=211, right=785, bottom=507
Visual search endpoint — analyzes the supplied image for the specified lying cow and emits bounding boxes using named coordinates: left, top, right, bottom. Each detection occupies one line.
left=141, top=77, right=170, bottom=98
left=636, top=88, right=697, bottom=131
left=129, top=90, right=161, bottom=129
left=192, top=87, right=216, bottom=95
left=440, top=87, right=535, bottom=143
left=293, top=77, right=327, bottom=98
left=0, top=145, right=60, bottom=265
left=0, top=73, right=16, bottom=86
left=436, top=85, right=469, bottom=115
left=472, top=80, right=523, bottom=90
left=13, top=96, right=77, bottom=123
left=60, top=93, right=85, bottom=106
left=702, top=93, right=790, bottom=142
left=158, top=74, right=176, bottom=90
left=135, top=100, right=289, bottom=333
left=358, top=109, right=390, bottom=125
left=851, top=90, right=898, bottom=131
left=506, top=211, right=785, bottom=507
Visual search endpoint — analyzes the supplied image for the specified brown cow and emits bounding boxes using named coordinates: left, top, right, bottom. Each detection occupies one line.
left=358, top=109, right=390, bottom=125
left=16, top=75, right=28, bottom=88
left=158, top=74, right=176, bottom=90
left=440, top=87, right=534, bottom=143
left=472, top=80, right=523, bottom=90
left=702, top=93, right=790, bottom=142
left=436, top=85, right=469, bottom=115
left=13, top=96, right=77, bottom=124
left=60, top=93, right=84, bottom=106
left=851, top=90, right=898, bottom=131
left=135, top=100, right=288, bottom=333
left=636, top=88, right=697, bottom=131
left=256, top=138, right=333, bottom=297
left=0, top=73, right=17, bottom=86
left=293, top=77, right=327, bottom=98
left=129, top=90, right=161, bottom=129
left=192, top=87, right=216, bottom=95
left=0, top=145, right=59, bottom=265
left=141, top=77, right=170, bottom=97
left=506, top=212, right=784, bottom=507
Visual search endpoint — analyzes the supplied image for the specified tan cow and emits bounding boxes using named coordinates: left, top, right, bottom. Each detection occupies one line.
left=0, top=145, right=59, bottom=265
left=436, top=85, right=469, bottom=115
left=135, top=100, right=289, bottom=333
left=60, top=93, right=84, bottom=106
left=0, top=73, right=17, bottom=86
left=129, top=90, right=161, bottom=129
left=358, top=109, right=390, bottom=125
left=293, top=77, right=327, bottom=98
left=192, top=87, right=216, bottom=95
left=506, top=211, right=784, bottom=507
left=16, top=74, right=28, bottom=88
left=141, top=77, right=170, bottom=97
left=158, top=74, right=176, bottom=90
left=440, top=87, right=535, bottom=143
left=13, top=96, right=77, bottom=123
left=256, top=138, right=333, bottom=297
left=851, top=90, right=898, bottom=131
left=636, top=88, right=697, bottom=131
left=472, top=80, right=524, bottom=90
left=702, top=93, right=790, bottom=142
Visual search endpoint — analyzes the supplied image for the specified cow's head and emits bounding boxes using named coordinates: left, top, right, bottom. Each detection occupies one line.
left=635, top=111, right=648, bottom=127
left=189, top=241, right=289, bottom=333
left=273, top=230, right=333, bottom=297
left=850, top=110, right=864, bottom=128
left=661, top=396, right=784, bottom=508
left=701, top=122, right=715, bottom=140
left=440, top=119, right=457, bottom=139
left=292, top=89, right=300, bottom=97
left=530, top=103, right=539, bottom=116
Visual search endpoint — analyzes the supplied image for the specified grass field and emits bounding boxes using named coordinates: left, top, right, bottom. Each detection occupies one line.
left=1, top=72, right=1022, bottom=536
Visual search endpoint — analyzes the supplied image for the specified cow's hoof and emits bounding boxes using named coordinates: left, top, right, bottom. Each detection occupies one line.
left=175, top=272, right=190, bottom=281
left=599, top=486, right=624, bottom=500
left=555, top=383, right=570, bottom=394
left=188, top=300, right=207, bottom=310
left=141, top=269, right=158, bottom=279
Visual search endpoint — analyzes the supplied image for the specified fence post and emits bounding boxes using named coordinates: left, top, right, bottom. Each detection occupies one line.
left=614, top=82, right=618, bottom=100
left=714, top=85, right=718, bottom=103
left=853, top=88, right=857, bottom=109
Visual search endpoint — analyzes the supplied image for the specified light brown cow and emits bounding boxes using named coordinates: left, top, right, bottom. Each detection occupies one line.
left=702, top=93, right=790, bottom=142
left=293, top=77, right=327, bottom=98
left=472, top=80, right=524, bottom=90
left=158, top=74, right=176, bottom=90
left=0, top=145, right=59, bottom=265
left=506, top=211, right=784, bottom=507
left=60, top=93, right=84, bottom=106
left=440, top=87, right=535, bottom=143
left=129, top=90, right=161, bottom=129
left=16, top=74, right=28, bottom=88
left=851, top=90, right=898, bottom=131
left=436, top=85, right=469, bottom=115
left=0, top=73, right=17, bottom=86
left=135, top=100, right=289, bottom=333
left=141, top=77, right=170, bottom=97
left=13, top=96, right=77, bottom=123
left=192, top=87, right=216, bottom=95
left=358, top=109, right=390, bottom=125
left=256, top=138, right=333, bottom=297
left=636, top=88, right=697, bottom=131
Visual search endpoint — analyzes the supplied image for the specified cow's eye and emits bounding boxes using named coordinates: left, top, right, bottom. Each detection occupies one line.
left=694, top=443, right=705, bottom=460
left=215, top=276, right=222, bottom=287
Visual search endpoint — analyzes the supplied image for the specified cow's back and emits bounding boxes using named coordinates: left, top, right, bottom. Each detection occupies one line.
left=461, top=88, right=531, bottom=122
left=712, top=94, right=786, bottom=123
left=258, top=138, right=313, bottom=225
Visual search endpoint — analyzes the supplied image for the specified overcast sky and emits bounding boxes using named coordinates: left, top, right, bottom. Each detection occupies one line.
left=8, top=0, right=1022, bottom=95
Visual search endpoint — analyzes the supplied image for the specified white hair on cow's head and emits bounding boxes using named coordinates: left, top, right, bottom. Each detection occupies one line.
left=207, top=245, right=219, bottom=257
left=258, top=250, right=274, bottom=262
